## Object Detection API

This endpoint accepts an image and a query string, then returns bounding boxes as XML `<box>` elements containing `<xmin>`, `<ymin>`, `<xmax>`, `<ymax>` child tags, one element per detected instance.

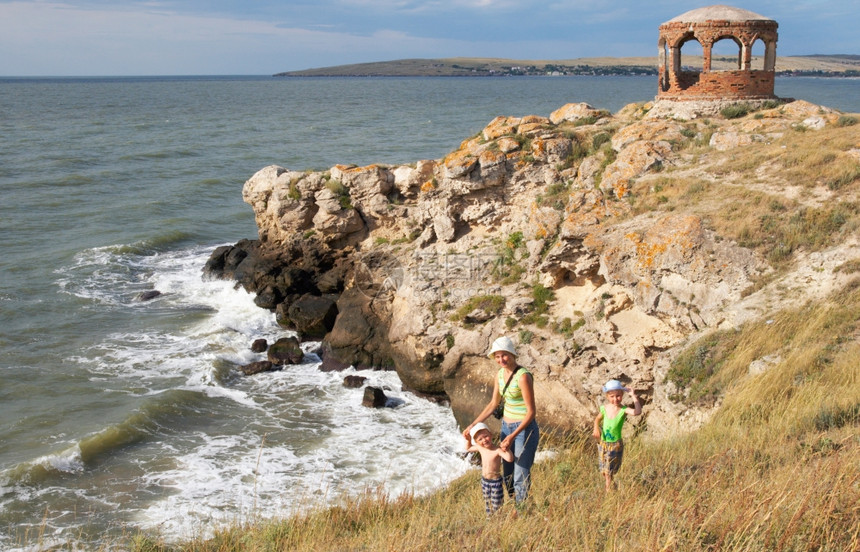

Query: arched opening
<box><xmin>675</xmin><ymin>35</ymin><xmax>703</xmax><ymax>92</ymax></box>
<box><xmin>751</xmin><ymin>38</ymin><xmax>767</xmax><ymax>70</ymax></box>
<box><xmin>678</xmin><ymin>36</ymin><xmax>704</xmax><ymax>72</ymax></box>
<box><xmin>711</xmin><ymin>36</ymin><xmax>743</xmax><ymax>70</ymax></box>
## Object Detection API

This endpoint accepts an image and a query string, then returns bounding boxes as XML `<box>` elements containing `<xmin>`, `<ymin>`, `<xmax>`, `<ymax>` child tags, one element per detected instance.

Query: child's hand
<box><xmin>592</xmin><ymin>428</ymin><xmax>600</xmax><ymax>439</ymax></box>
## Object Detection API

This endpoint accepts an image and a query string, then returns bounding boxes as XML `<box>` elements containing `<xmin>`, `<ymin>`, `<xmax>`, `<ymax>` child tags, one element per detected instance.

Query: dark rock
<box><xmin>136</xmin><ymin>290</ymin><xmax>162</xmax><ymax>301</ymax></box>
<box><xmin>320</xmin><ymin>288</ymin><xmax>395</xmax><ymax>371</ymax></box>
<box><xmin>404</xmin><ymin>387</ymin><xmax>450</xmax><ymax>405</ymax></box>
<box><xmin>254</xmin><ymin>285</ymin><xmax>283</xmax><ymax>310</ymax></box>
<box><xmin>267</xmin><ymin>336</ymin><xmax>304</xmax><ymax>365</ymax></box>
<box><xmin>362</xmin><ymin>386</ymin><xmax>388</xmax><ymax>408</ymax></box>
<box><xmin>319</xmin><ymin>343</ymin><xmax>352</xmax><ymax>372</ymax></box>
<box><xmin>287</xmin><ymin>294</ymin><xmax>339</xmax><ymax>338</ymax></box>
<box><xmin>203</xmin><ymin>239</ymin><xmax>324</xmax><ymax>310</ymax></box>
<box><xmin>202</xmin><ymin>240</ymin><xmax>255</xmax><ymax>280</ymax></box>
<box><xmin>384</xmin><ymin>396</ymin><xmax>405</xmax><ymax>408</ymax></box>
<box><xmin>250</xmin><ymin>338</ymin><xmax>268</xmax><ymax>353</ymax></box>
<box><xmin>239</xmin><ymin>360</ymin><xmax>279</xmax><ymax>375</ymax></box>
<box><xmin>343</xmin><ymin>375</ymin><xmax>367</xmax><ymax>388</ymax></box>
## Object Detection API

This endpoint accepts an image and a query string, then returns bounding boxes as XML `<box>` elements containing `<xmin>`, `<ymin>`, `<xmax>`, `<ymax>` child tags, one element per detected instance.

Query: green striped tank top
<box><xmin>498</xmin><ymin>366</ymin><xmax>531</xmax><ymax>421</ymax></box>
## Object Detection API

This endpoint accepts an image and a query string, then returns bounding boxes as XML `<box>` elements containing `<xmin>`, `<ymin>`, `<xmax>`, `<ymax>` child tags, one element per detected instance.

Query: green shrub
<box><xmin>666</xmin><ymin>329</ymin><xmax>741</xmax><ymax>404</ymax></box>
<box><xmin>721</xmin><ymin>103</ymin><xmax>752</xmax><ymax>119</ymax></box>
<box><xmin>531</xmin><ymin>283</ymin><xmax>555</xmax><ymax>314</ymax></box>
<box><xmin>493</xmin><ymin>232</ymin><xmax>528</xmax><ymax>283</ymax></box>
<box><xmin>450</xmin><ymin>294</ymin><xmax>505</xmax><ymax>322</ymax></box>
<box><xmin>836</xmin><ymin>115</ymin><xmax>857</xmax><ymax>127</ymax></box>
<box><xmin>288</xmin><ymin>178</ymin><xmax>302</xmax><ymax>200</ymax></box>
<box><xmin>591</xmin><ymin>132</ymin><xmax>611</xmax><ymax>151</ymax></box>
<box><xmin>325</xmin><ymin>179</ymin><xmax>352</xmax><ymax>209</ymax></box>
<box><xmin>813</xmin><ymin>403</ymin><xmax>860</xmax><ymax>431</ymax></box>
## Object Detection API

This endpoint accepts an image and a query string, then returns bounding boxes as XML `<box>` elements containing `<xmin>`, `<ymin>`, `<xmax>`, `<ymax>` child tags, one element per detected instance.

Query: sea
<box><xmin>1</xmin><ymin>74</ymin><xmax>858</xmax><ymax>549</ymax></box>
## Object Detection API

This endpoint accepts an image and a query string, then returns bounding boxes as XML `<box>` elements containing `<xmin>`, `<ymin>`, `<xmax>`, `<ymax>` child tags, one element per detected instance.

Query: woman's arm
<box><xmin>499</xmin><ymin>371</ymin><xmax>536</xmax><ymax>451</ymax></box>
<box><xmin>461</xmin><ymin>374</ymin><xmax>502</xmax><ymax>440</ymax></box>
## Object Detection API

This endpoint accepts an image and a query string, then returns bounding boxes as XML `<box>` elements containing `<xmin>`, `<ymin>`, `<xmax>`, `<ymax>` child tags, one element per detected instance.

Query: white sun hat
<box><xmin>469</xmin><ymin>422</ymin><xmax>490</xmax><ymax>445</ymax></box>
<box><xmin>488</xmin><ymin>336</ymin><xmax>517</xmax><ymax>358</ymax></box>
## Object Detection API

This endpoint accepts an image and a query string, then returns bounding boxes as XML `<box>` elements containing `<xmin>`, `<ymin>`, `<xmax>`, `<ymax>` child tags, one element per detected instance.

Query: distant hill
<box><xmin>275</xmin><ymin>55</ymin><xmax>860</xmax><ymax>77</ymax></box>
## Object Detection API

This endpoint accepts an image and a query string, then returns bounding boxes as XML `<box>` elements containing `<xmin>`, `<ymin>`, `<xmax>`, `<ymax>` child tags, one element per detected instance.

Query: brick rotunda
<box><xmin>657</xmin><ymin>5</ymin><xmax>778</xmax><ymax>101</ymax></box>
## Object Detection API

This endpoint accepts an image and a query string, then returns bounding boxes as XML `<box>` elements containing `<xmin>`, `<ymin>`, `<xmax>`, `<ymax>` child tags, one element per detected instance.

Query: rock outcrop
<box><xmin>205</xmin><ymin>99</ymin><xmax>858</xmax><ymax>436</ymax></box>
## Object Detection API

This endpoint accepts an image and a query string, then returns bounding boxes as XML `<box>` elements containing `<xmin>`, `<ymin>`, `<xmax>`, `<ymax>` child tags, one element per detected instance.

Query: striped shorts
<box><xmin>481</xmin><ymin>476</ymin><xmax>505</xmax><ymax>514</ymax></box>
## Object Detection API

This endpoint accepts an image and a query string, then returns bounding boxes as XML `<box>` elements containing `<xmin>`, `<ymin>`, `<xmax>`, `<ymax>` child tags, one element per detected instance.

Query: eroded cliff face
<box><xmin>214</xmin><ymin>98</ymin><xmax>856</xmax><ymax>437</ymax></box>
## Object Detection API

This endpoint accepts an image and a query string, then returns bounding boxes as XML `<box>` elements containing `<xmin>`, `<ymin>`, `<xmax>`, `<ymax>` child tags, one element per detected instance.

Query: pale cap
<box><xmin>469</xmin><ymin>422</ymin><xmax>491</xmax><ymax>445</ymax></box>
<box><xmin>602</xmin><ymin>379</ymin><xmax>626</xmax><ymax>393</ymax></box>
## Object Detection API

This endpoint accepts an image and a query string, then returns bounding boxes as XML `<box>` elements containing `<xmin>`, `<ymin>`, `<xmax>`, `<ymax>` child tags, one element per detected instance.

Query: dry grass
<box><xmin>627</xmin><ymin>120</ymin><xmax>860</xmax><ymax>270</ymax></box>
<box><xmin>118</xmin><ymin>284</ymin><xmax>860</xmax><ymax>552</ymax></box>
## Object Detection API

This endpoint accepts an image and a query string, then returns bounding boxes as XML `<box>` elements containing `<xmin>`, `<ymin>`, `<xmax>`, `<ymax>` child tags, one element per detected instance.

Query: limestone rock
<box><xmin>482</xmin><ymin>116</ymin><xmax>521</xmax><ymax>141</ymax></box>
<box><xmin>709</xmin><ymin>131</ymin><xmax>764</xmax><ymax>151</ymax></box>
<box><xmin>611</xmin><ymin>119</ymin><xmax>684</xmax><ymax>151</ymax></box>
<box><xmin>600</xmin><ymin>140</ymin><xmax>673</xmax><ymax>197</ymax></box>
<box><xmin>549</xmin><ymin>102</ymin><xmax>606</xmax><ymax>125</ymax></box>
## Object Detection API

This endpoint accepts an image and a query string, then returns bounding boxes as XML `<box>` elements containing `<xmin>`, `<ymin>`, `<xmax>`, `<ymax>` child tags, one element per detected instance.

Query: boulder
<box><xmin>287</xmin><ymin>294</ymin><xmax>339</xmax><ymax>339</ymax></box>
<box><xmin>600</xmin><ymin>140</ymin><xmax>674</xmax><ymax>198</ymax></box>
<box><xmin>343</xmin><ymin>375</ymin><xmax>367</xmax><ymax>388</ymax></box>
<box><xmin>482</xmin><ymin>116</ymin><xmax>521</xmax><ymax>141</ymax></box>
<box><xmin>239</xmin><ymin>360</ymin><xmax>279</xmax><ymax>376</ymax></box>
<box><xmin>362</xmin><ymin>386</ymin><xmax>388</xmax><ymax>408</ymax></box>
<box><xmin>136</xmin><ymin>290</ymin><xmax>162</xmax><ymax>301</ymax></box>
<box><xmin>267</xmin><ymin>336</ymin><xmax>304</xmax><ymax>365</ymax></box>
<box><xmin>250</xmin><ymin>338</ymin><xmax>268</xmax><ymax>353</ymax></box>
<box><xmin>549</xmin><ymin>102</ymin><xmax>605</xmax><ymax>125</ymax></box>
<box><xmin>319</xmin><ymin>288</ymin><xmax>394</xmax><ymax>371</ymax></box>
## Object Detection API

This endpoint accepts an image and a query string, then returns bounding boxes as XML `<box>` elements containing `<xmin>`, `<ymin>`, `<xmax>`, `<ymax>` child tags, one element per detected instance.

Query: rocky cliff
<box><xmin>205</xmin><ymin>97</ymin><xmax>860</xmax><ymax>438</ymax></box>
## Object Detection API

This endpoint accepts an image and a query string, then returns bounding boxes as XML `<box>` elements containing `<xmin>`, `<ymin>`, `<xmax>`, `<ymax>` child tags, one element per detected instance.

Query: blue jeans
<box><xmin>500</xmin><ymin>418</ymin><xmax>539</xmax><ymax>504</ymax></box>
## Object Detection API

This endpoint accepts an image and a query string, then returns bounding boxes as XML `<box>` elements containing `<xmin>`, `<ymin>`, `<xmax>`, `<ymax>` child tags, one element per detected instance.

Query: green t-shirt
<box><xmin>600</xmin><ymin>404</ymin><xmax>627</xmax><ymax>442</ymax></box>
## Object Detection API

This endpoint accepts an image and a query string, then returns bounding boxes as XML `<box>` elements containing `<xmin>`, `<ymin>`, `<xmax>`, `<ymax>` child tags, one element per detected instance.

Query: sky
<box><xmin>0</xmin><ymin>1</ymin><xmax>857</xmax><ymax>76</ymax></box>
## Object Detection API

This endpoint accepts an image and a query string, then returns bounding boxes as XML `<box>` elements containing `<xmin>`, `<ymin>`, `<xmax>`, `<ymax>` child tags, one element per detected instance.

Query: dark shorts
<box><xmin>598</xmin><ymin>439</ymin><xmax>624</xmax><ymax>475</ymax></box>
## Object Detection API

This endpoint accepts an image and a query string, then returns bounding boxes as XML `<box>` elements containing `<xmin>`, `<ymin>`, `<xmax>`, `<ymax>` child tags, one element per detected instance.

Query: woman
<box><xmin>462</xmin><ymin>336</ymin><xmax>539</xmax><ymax>506</ymax></box>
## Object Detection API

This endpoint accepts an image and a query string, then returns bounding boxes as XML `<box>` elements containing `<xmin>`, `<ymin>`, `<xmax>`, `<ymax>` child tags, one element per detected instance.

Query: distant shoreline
<box><xmin>275</xmin><ymin>55</ymin><xmax>860</xmax><ymax>78</ymax></box>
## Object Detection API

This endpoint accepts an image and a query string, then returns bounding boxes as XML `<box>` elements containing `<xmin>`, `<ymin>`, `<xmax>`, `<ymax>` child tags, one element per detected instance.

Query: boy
<box><xmin>592</xmin><ymin>379</ymin><xmax>642</xmax><ymax>491</ymax></box>
<box><xmin>466</xmin><ymin>422</ymin><xmax>515</xmax><ymax>514</ymax></box>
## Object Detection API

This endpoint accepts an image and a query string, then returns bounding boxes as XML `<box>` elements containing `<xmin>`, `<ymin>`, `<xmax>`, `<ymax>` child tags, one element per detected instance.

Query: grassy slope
<box><xmin>119</xmin><ymin>111</ymin><xmax>860</xmax><ymax>552</ymax></box>
<box><xmin>275</xmin><ymin>55</ymin><xmax>860</xmax><ymax>76</ymax></box>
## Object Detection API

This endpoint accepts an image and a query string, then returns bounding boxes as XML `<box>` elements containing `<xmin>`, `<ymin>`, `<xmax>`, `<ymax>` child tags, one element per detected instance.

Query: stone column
<box><xmin>764</xmin><ymin>41</ymin><xmax>777</xmax><ymax>71</ymax></box>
